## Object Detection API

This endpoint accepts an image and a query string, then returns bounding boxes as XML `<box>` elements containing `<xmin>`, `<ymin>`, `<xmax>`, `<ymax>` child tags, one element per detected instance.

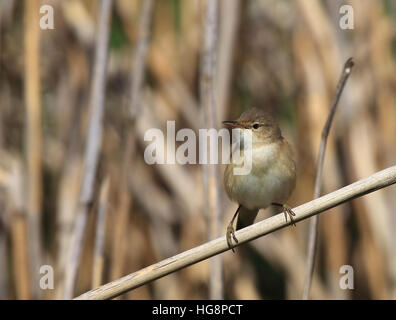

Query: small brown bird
<box><xmin>223</xmin><ymin>107</ymin><xmax>296</xmax><ymax>251</ymax></box>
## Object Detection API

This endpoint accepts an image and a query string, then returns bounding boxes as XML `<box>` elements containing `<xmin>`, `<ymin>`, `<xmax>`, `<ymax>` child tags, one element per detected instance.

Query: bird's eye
<box><xmin>252</xmin><ymin>123</ymin><xmax>260</xmax><ymax>129</ymax></box>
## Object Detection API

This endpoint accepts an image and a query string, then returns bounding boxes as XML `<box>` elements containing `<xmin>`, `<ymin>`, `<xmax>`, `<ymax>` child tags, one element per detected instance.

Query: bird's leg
<box><xmin>272</xmin><ymin>202</ymin><xmax>296</xmax><ymax>227</ymax></box>
<box><xmin>226</xmin><ymin>204</ymin><xmax>241</xmax><ymax>253</ymax></box>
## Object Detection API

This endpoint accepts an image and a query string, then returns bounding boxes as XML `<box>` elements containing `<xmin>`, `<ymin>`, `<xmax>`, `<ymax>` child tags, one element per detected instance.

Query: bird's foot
<box><xmin>226</xmin><ymin>222</ymin><xmax>239</xmax><ymax>253</ymax></box>
<box><xmin>272</xmin><ymin>203</ymin><xmax>296</xmax><ymax>226</ymax></box>
<box><xmin>226</xmin><ymin>205</ymin><xmax>241</xmax><ymax>253</ymax></box>
<box><xmin>283</xmin><ymin>204</ymin><xmax>296</xmax><ymax>226</ymax></box>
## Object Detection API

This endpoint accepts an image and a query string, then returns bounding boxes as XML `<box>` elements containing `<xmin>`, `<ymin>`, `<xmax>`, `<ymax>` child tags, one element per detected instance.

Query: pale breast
<box><xmin>224</xmin><ymin>139</ymin><xmax>296</xmax><ymax>210</ymax></box>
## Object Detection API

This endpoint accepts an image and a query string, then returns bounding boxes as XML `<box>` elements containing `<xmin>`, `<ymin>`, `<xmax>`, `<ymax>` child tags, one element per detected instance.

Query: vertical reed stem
<box><xmin>24</xmin><ymin>0</ymin><xmax>42</xmax><ymax>298</ymax></box>
<box><xmin>64</xmin><ymin>0</ymin><xmax>113</xmax><ymax>299</ymax></box>
<box><xmin>303</xmin><ymin>57</ymin><xmax>354</xmax><ymax>299</ymax></box>
<box><xmin>200</xmin><ymin>0</ymin><xmax>223</xmax><ymax>300</ymax></box>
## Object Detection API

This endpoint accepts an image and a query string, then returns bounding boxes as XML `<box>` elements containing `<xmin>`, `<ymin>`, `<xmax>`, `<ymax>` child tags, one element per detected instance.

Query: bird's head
<box><xmin>223</xmin><ymin>107</ymin><xmax>281</xmax><ymax>144</ymax></box>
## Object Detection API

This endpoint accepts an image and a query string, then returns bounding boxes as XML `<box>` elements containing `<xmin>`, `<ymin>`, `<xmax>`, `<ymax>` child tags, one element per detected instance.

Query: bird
<box><xmin>223</xmin><ymin>107</ymin><xmax>296</xmax><ymax>252</ymax></box>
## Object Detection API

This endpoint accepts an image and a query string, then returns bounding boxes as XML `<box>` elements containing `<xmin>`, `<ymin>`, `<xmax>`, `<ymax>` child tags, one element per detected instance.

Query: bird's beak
<box><xmin>222</xmin><ymin>120</ymin><xmax>244</xmax><ymax>128</ymax></box>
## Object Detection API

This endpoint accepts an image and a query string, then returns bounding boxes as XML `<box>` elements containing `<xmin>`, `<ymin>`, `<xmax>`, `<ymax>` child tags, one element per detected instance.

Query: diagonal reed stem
<box><xmin>75</xmin><ymin>165</ymin><xmax>396</xmax><ymax>300</ymax></box>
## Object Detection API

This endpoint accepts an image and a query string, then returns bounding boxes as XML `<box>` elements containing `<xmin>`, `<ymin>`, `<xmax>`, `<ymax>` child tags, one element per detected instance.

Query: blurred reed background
<box><xmin>1</xmin><ymin>0</ymin><xmax>396</xmax><ymax>300</ymax></box>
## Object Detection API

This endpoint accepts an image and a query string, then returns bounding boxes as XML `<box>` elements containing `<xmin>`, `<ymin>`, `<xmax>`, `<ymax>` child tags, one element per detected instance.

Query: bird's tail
<box><xmin>236</xmin><ymin>206</ymin><xmax>259</xmax><ymax>230</ymax></box>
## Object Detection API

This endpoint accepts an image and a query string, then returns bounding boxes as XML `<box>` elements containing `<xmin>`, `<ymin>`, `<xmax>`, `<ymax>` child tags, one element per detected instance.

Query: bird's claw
<box><xmin>226</xmin><ymin>223</ymin><xmax>238</xmax><ymax>253</ymax></box>
<box><xmin>282</xmin><ymin>204</ymin><xmax>296</xmax><ymax>227</ymax></box>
